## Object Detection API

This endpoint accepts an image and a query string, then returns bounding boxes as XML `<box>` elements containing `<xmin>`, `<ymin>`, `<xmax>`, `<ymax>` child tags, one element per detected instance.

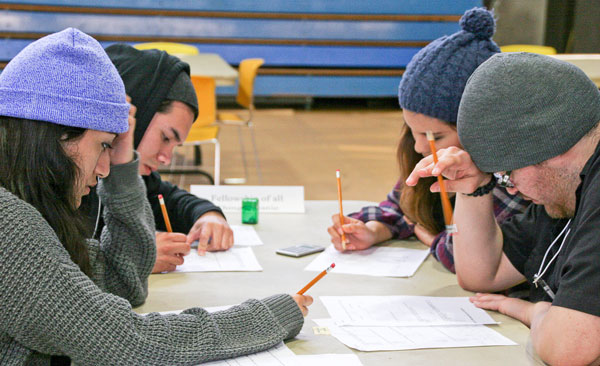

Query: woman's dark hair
<box><xmin>397</xmin><ymin>123</ymin><xmax>444</xmax><ymax>235</ymax></box>
<box><xmin>0</xmin><ymin>116</ymin><xmax>92</xmax><ymax>276</ymax></box>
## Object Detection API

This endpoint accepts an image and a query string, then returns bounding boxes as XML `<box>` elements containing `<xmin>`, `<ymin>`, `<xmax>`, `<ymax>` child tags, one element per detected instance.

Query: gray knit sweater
<box><xmin>0</xmin><ymin>157</ymin><xmax>304</xmax><ymax>365</ymax></box>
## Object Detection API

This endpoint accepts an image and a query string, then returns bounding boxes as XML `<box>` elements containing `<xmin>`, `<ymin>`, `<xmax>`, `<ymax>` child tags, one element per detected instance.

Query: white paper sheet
<box><xmin>198</xmin><ymin>343</ymin><xmax>364</xmax><ymax>366</ymax></box>
<box><xmin>313</xmin><ymin>319</ymin><xmax>516</xmax><ymax>351</ymax></box>
<box><xmin>320</xmin><ymin>296</ymin><xmax>498</xmax><ymax>327</ymax></box>
<box><xmin>231</xmin><ymin>225</ymin><xmax>264</xmax><ymax>246</ymax></box>
<box><xmin>200</xmin><ymin>342</ymin><xmax>296</xmax><ymax>366</ymax></box>
<box><xmin>305</xmin><ymin>245</ymin><xmax>428</xmax><ymax>277</ymax></box>
<box><xmin>292</xmin><ymin>354</ymin><xmax>363</xmax><ymax>366</ymax></box>
<box><xmin>175</xmin><ymin>247</ymin><xmax>262</xmax><ymax>273</ymax></box>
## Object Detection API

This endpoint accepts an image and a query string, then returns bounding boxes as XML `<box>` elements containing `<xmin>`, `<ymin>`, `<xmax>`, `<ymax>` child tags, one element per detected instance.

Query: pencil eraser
<box><xmin>331</xmin><ymin>263</ymin><xmax>336</xmax><ymax>268</ymax></box>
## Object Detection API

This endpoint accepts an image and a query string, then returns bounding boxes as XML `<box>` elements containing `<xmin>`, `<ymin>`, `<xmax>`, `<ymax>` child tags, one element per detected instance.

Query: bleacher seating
<box><xmin>0</xmin><ymin>0</ymin><xmax>481</xmax><ymax>98</ymax></box>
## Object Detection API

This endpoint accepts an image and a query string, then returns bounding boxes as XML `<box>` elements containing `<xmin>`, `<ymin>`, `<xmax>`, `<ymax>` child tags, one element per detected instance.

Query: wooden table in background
<box><xmin>178</xmin><ymin>53</ymin><xmax>239</xmax><ymax>86</ymax></box>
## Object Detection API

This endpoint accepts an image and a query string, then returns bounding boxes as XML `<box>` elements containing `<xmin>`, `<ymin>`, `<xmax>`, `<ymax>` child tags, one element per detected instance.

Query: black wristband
<box><xmin>464</xmin><ymin>175</ymin><xmax>496</xmax><ymax>197</ymax></box>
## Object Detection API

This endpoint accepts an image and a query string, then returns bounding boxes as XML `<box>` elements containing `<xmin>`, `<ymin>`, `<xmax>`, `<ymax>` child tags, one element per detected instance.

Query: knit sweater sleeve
<box><xmin>86</xmin><ymin>155</ymin><xmax>156</xmax><ymax>306</ymax></box>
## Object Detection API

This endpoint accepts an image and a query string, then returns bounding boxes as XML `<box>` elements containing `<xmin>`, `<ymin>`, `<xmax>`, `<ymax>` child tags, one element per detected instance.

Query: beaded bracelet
<box><xmin>464</xmin><ymin>175</ymin><xmax>496</xmax><ymax>197</ymax></box>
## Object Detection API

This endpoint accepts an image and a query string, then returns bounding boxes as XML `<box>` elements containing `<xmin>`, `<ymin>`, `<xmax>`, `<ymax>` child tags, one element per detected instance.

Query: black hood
<box><xmin>105</xmin><ymin>44</ymin><xmax>191</xmax><ymax>148</ymax></box>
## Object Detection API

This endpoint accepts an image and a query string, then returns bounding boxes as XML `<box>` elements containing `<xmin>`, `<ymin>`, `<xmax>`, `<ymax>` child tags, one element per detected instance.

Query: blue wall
<box><xmin>0</xmin><ymin>1</ymin><xmax>482</xmax><ymax>97</ymax></box>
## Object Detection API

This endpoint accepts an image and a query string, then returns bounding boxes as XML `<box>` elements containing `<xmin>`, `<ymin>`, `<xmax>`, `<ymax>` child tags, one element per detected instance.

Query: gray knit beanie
<box><xmin>458</xmin><ymin>52</ymin><xmax>600</xmax><ymax>172</ymax></box>
<box><xmin>0</xmin><ymin>28</ymin><xmax>129</xmax><ymax>133</ymax></box>
<box><xmin>398</xmin><ymin>7</ymin><xmax>500</xmax><ymax>124</ymax></box>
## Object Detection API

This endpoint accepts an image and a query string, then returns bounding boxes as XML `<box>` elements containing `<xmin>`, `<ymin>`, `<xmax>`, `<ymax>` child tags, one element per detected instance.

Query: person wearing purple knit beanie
<box><xmin>327</xmin><ymin>7</ymin><xmax>530</xmax><ymax>273</ymax></box>
<box><xmin>0</xmin><ymin>28</ymin><xmax>312</xmax><ymax>365</ymax></box>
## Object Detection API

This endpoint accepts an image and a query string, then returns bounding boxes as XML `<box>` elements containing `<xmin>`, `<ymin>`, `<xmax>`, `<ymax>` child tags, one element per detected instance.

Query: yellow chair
<box><xmin>500</xmin><ymin>44</ymin><xmax>557</xmax><ymax>55</ymax></box>
<box><xmin>166</xmin><ymin>76</ymin><xmax>221</xmax><ymax>185</ymax></box>
<box><xmin>217</xmin><ymin>58</ymin><xmax>265</xmax><ymax>184</ymax></box>
<box><xmin>133</xmin><ymin>42</ymin><xmax>199</xmax><ymax>56</ymax></box>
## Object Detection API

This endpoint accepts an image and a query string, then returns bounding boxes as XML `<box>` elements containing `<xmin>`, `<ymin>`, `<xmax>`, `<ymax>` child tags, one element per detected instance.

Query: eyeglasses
<box><xmin>493</xmin><ymin>171</ymin><xmax>515</xmax><ymax>188</ymax></box>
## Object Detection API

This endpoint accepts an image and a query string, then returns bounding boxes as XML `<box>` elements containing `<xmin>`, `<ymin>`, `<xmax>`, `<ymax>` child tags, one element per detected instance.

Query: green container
<box><xmin>242</xmin><ymin>198</ymin><xmax>259</xmax><ymax>224</ymax></box>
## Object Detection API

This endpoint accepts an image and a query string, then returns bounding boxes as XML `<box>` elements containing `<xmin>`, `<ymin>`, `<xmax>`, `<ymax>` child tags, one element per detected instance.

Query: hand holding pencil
<box><xmin>291</xmin><ymin>262</ymin><xmax>335</xmax><ymax>317</ymax></box>
<box><xmin>291</xmin><ymin>294</ymin><xmax>314</xmax><ymax>317</ymax></box>
<box><xmin>153</xmin><ymin>194</ymin><xmax>191</xmax><ymax>273</ymax></box>
<box><xmin>328</xmin><ymin>170</ymin><xmax>385</xmax><ymax>251</ymax></box>
<box><xmin>328</xmin><ymin>215</ymin><xmax>380</xmax><ymax>251</ymax></box>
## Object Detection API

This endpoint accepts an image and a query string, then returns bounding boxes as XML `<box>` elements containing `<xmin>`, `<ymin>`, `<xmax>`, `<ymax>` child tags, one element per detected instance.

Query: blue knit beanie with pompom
<box><xmin>398</xmin><ymin>7</ymin><xmax>500</xmax><ymax>124</ymax></box>
<box><xmin>0</xmin><ymin>28</ymin><xmax>129</xmax><ymax>133</ymax></box>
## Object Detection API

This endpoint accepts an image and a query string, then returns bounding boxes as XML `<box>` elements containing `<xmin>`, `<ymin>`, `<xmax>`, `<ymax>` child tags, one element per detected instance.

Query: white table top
<box><xmin>135</xmin><ymin>200</ymin><xmax>543</xmax><ymax>366</ymax></box>
<box><xmin>177</xmin><ymin>53</ymin><xmax>239</xmax><ymax>86</ymax></box>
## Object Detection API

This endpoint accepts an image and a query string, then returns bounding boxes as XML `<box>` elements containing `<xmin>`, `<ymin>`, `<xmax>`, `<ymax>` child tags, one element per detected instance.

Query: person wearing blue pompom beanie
<box><xmin>0</xmin><ymin>28</ymin><xmax>311</xmax><ymax>365</ymax></box>
<box><xmin>405</xmin><ymin>35</ymin><xmax>600</xmax><ymax>366</ymax></box>
<box><xmin>327</xmin><ymin>7</ymin><xmax>530</xmax><ymax>273</ymax></box>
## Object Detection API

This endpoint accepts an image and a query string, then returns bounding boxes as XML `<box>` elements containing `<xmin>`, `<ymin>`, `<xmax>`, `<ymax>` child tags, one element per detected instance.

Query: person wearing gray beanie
<box><xmin>328</xmin><ymin>7</ymin><xmax>529</xmax><ymax>274</ymax></box>
<box><xmin>405</xmin><ymin>52</ymin><xmax>600</xmax><ymax>364</ymax></box>
<box><xmin>0</xmin><ymin>28</ymin><xmax>311</xmax><ymax>365</ymax></box>
<box><xmin>81</xmin><ymin>44</ymin><xmax>234</xmax><ymax>274</ymax></box>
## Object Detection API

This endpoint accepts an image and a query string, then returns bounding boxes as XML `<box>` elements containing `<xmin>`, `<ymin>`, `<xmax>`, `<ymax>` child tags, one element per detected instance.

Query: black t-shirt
<box><xmin>501</xmin><ymin>142</ymin><xmax>600</xmax><ymax>316</ymax></box>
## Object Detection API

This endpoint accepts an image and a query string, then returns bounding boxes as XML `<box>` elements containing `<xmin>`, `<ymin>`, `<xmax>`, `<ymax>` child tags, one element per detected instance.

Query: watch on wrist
<box><xmin>464</xmin><ymin>175</ymin><xmax>496</xmax><ymax>197</ymax></box>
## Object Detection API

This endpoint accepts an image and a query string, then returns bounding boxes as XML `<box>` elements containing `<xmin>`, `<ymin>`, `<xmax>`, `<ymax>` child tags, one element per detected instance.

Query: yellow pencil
<box><xmin>158</xmin><ymin>194</ymin><xmax>173</xmax><ymax>233</ymax></box>
<box><xmin>336</xmin><ymin>169</ymin><xmax>347</xmax><ymax>250</ymax></box>
<box><xmin>426</xmin><ymin>131</ymin><xmax>454</xmax><ymax>233</ymax></box>
<box><xmin>297</xmin><ymin>263</ymin><xmax>335</xmax><ymax>295</ymax></box>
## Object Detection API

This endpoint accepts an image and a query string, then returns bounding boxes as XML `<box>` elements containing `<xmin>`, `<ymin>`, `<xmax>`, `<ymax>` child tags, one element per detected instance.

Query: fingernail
<box><xmin>432</xmin><ymin>168</ymin><xmax>439</xmax><ymax>175</ymax></box>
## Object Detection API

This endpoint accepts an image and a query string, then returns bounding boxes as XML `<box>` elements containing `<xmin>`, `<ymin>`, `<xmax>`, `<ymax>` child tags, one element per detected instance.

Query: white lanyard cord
<box><xmin>533</xmin><ymin>219</ymin><xmax>572</xmax><ymax>285</ymax></box>
<box><xmin>93</xmin><ymin>194</ymin><xmax>102</xmax><ymax>239</ymax></box>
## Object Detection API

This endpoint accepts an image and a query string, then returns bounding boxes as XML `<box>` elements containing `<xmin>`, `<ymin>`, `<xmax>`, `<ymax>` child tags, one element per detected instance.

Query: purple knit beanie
<box><xmin>398</xmin><ymin>7</ymin><xmax>500</xmax><ymax>124</ymax></box>
<box><xmin>0</xmin><ymin>28</ymin><xmax>129</xmax><ymax>133</ymax></box>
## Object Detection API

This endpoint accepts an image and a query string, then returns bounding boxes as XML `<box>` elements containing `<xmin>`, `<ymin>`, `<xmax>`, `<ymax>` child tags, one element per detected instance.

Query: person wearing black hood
<box><xmin>83</xmin><ymin>44</ymin><xmax>233</xmax><ymax>273</ymax></box>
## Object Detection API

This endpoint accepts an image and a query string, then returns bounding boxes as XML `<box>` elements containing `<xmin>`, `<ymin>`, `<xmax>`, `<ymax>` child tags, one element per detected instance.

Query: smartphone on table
<box><xmin>276</xmin><ymin>245</ymin><xmax>325</xmax><ymax>257</ymax></box>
